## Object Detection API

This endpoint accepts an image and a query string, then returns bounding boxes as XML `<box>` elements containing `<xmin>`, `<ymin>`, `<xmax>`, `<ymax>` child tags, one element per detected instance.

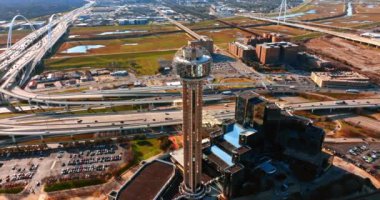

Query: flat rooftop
<box><xmin>206</xmin><ymin>150</ymin><xmax>231</xmax><ymax>170</ymax></box>
<box><xmin>259</xmin><ymin>41</ymin><xmax>298</xmax><ymax>48</ymax></box>
<box><xmin>210</xmin><ymin>145</ymin><xmax>234</xmax><ymax>167</ymax></box>
<box><xmin>117</xmin><ymin>160</ymin><xmax>176</xmax><ymax>200</ymax></box>
<box><xmin>312</xmin><ymin>71</ymin><xmax>369</xmax><ymax>82</ymax></box>
<box><xmin>223</xmin><ymin>124</ymin><xmax>257</xmax><ymax>148</ymax></box>
<box><xmin>234</xmin><ymin>42</ymin><xmax>254</xmax><ymax>50</ymax></box>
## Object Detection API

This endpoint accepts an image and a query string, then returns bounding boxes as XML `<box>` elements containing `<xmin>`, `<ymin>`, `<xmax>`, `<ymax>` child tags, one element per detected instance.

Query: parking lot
<box><xmin>0</xmin><ymin>150</ymin><xmax>55</xmax><ymax>192</ymax></box>
<box><xmin>324</xmin><ymin>142</ymin><xmax>380</xmax><ymax>177</ymax></box>
<box><xmin>56</xmin><ymin>144</ymin><xmax>123</xmax><ymax>177</ymax></box>
<box><xmin>0</xmin><ymin>143</ymin><xmax>126</xmax><ymax>193</ymax></box>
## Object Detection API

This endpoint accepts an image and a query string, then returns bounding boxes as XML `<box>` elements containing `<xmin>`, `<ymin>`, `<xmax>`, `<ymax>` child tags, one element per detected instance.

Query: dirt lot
<box><xmin>305</xmin><ymin>36</ymin><xmax>380</xmax><ymax>73</ymax></box>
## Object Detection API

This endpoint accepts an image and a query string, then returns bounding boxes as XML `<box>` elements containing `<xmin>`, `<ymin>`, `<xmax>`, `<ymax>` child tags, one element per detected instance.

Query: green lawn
<box><xmin>185</xmin><ymin>19</ymin><xmax>221</xmax><ymax>29</ymax></box>
<box><xmin>198</xmin><ymin>28</ymin><xmax>250</xmax><ymax>49</ymax></box>
<box><xmin>58</xmin><ymin>33</ymin><xmax>188</xmax><ymax>54</ymax></box>
<box><xmin>70</xmin><ymin>24</ymin><xmax>177</xmax><ymax>36</ymax></box>
<box><xmin>44</xmin><ymin>179</ymin><xmax>106</xmax><ymax>192</ymax></box>
<box><xmin>131</xmin><ymin>138</ymin><xmax>163</xmax><ymax>161</ymax></box>
<box><xmin>220</xmin><ymin>16</ymin><xmax>262</xmax><ymax>26</ymax></box>
<box><xmin>44</xmin><ymin>50</ymin><xmax>176</xmax><ymax>75</ymax></box>
<box><xmin>115</xmin><ymin>138</ymin><xmax>164</xmax><ymax>176</ymax></box>
<box><xmin>0</xmin><ymin>187</ymin><xmax>24</xmax><ymax>194</ymax></box>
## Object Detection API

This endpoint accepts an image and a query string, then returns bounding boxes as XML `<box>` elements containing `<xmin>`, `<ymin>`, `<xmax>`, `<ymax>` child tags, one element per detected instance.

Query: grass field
<box><xmin>0</xmin><ymin>30</ymin><xmax>30</xmax><ymax>46</ymax></box>
<box><xmin>266</xmin><ymin>0</ymin><xmax>345</xmax><ymax>21</ymax></box>
<box><xmin>294</xmin><ymin>110</ymin><xmax>338</xmax><ymax>133</ymax></box>
<box><xmin>0</xmin><ymin>187</ymin><xmax>24</xmax><ymax>194</ymax></box>
<box><xmin>185</xmin><ymin>19</ymin><xmax>222</xmax><ymax>29</ymax></box>
<box><xmin>56</xmin><ymin>33</ymin><xmax>188</xmax><ymax>56</ymax></box>
<box><xmin>198</xmin><ymin>28</ymin><xmax>251</xmax><ymax>49</ymax></box>
<box><xmin>296</xmin><ymin>1</ymin><xmax>345</xmax><ymax>21</ymax></box>
<box><xmin>318</xmin><ymin>2</ymin><xmax>380</xmax><ymax>28</ymax></box>
<box><xmin>292</xmin><ymin>32</ymin><xmax>324</xmax><ymax>42</ymax></box>
<box><xmin>69</xmin><ymin>24</ymin><xmax>177</xmax><ymax>39</ymax></box>
<box><xmin>45</xmin><ymin>50</ymin><xmax>176</xmax><ymax>75</ymax></box>
<box><xmin>249</xmin><ymin>25</ymin><xmax>311</xmax><ymax>37</ymax></box>
<box><xmin>131</xmin><ymin>138</ymin><xmax>163</xmax><ymax>161</ymax></box>
<box><xmin>354</xmin><ymin>3</ymin><xmax>380</xmax><ymax>14</ymax></box>
<box><xmin>221</xmin><ymin>16</ymin><xmax>263</xmax><ymax>26</ymax></box>
<box><xmin>115</xmin><ymin>138</ymin><xmax>164</xmax><ymax>176</ymax></box>
<box><xmin>44</xmin><ymin>179</ymin><xmax>106</xmax><ymax>192</ymax></box>
<box><xmin>335</xmin><ymin>121</ymin><xmax>378</xmax><ymax>138</ymax></box>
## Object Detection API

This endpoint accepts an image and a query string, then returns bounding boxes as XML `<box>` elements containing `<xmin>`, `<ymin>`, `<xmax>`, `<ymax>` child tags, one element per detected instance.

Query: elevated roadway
<box><xmin>157</xmin><ymin>9</ymin><xmax>203</xmax><ymax>40</ymax></box>
<box><xmin>5</xmin><ymin>81</ymin><xmax>379</xmax><ymax>107</ymax></box>
<box><xmin>0</xmin><ymin>3</ymin><xmax>93</xmax><ymax>92</ymax></box>
<box><xmin>241</xmin><ymin>14</ymin><xmax>380</xmax><ymax>48</ymax></box>
<box><xmin>0</xmin><ymin>108</ymin><xmax>234</xmax><ymax>136</ymax></box>
<box><xmin>280</xmin><ymin>98</ymin><xmax>380</xmax><ymax>111</ymax></box>
<box><xmin>0</xmin><ymin>2</ymin><xmax>93</xmax><ymax>71</ymax></box>
<box><xmin>0</xmin><ymin>87</ymin><xmax>226</xmax><ymax>106</ymax></box>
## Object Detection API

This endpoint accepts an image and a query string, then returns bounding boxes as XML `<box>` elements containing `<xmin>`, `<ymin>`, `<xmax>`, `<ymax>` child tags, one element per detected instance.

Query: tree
<box><xmin>159</xmin><ymin>136</ymin><xmax>173</xmax><ymax>151</ymax></box>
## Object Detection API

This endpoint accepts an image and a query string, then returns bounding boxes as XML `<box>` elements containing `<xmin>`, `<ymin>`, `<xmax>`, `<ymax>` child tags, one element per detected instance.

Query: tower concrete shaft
<box><xmin>174</xmin><ymin>44</ymin><xmax>212</xmax><ymax>199</ymax></box>
<box><xmin>182</xmin><ymin>79</ymin><xmax>203</xmax><ymax>193</ymax></box>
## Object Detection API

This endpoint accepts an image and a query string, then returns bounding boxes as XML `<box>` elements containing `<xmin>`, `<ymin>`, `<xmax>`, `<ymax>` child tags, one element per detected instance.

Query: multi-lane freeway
<box><xmin>1</xmin><ymin>3</ymin><xmax>93</xmax><ymax>89</ymax></box>
<box><xmin>280</xmin><ymin>98</ymin><xmax>380</xmax><ymax>111</ymax></box>
<box><xmin>0</xmin><ymin>2</ymin><xmax>93</xmax><ymax>72</ymax></box>
<box><xmin>0</xmin><ymin>1</ymin><xmax>379</xmax><ymax>140</ymax></box>
<box><xmin>241</xmin><ymin>14</ymin><xmax>380</xmax><ymax>48</ymax></box>
<box><xmin>2</xmin><ymin>95</ymin><xmax>380</xmax><ymax>137</ymax></box>
<box><xmin>0</xmin><ymin>107</ymin><xmax>234</xmax><ymax>136</ymax></box>
<box><xmin>0</xmin><ymin>2</ymin><xmax>94</xmax><ymax>107</ymax></box>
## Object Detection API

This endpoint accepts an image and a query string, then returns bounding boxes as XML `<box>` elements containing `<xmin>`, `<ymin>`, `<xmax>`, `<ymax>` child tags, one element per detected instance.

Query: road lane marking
<box><xmin>50</xmin><ymin>160</ymin><xmax>56</xmax><ymax>170</ymax></box>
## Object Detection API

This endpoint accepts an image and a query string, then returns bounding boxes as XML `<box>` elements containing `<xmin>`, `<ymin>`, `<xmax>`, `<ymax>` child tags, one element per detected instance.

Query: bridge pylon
<box><xmin>0</xmin><ymin>93</ymin><xmax>18</xmax><ymax>112</ymax></box>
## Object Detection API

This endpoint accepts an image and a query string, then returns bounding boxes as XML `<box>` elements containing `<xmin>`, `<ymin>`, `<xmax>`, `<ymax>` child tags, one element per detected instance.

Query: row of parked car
<box><xmin>348</xmin><ymin>144</ymin><xmax>369</xmax><ymax>156</ymax></box>
<box><xmin>2</xmin><ymin>172</ymin><xmax>35</xmax><ymax>183</ymax></box>
<box><xmin>67</xmin><ymin>154</ymin><xmax>122</xmax><ymax>166</ymax></box>
<box><xmin>61</xmin><ymin>164</ymin><xmax>109</xmax><ymax>175</ymax></box>
<box><xmin>326</xmin><ymin>144</ymin><xmax>380</xmax><ymax>176</ymax></box>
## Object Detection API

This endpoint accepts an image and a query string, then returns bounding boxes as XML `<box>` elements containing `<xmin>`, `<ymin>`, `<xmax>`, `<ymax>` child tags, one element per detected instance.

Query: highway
<box><xmin>0</xmin><ymin>2</ymin><xmax>93</xmax><ymax>71</ymax></box>
<box><xmin>1</xmin><ymin>87</ymin><xmax>227</xmax><ymax>106</ymax></box>
<box><xmin>3</xmin><ymin>80</ymin><xmax>379</xmax><ymax>107</ymax></box>
<box><xmin>0</xmin><ymin>1</ymin><xmax>379</xmax><ymax>139</ymax></box>
<box><xmin>0</xmin><ymin>107</ymin><xmax>234</xmax><ymax>136</ymax></box>
<box><xmin>4</xmin><ymin>2</ymin><xmax>373</xmax><ymax>108</ymax></box>
<box><xmin>241</xmin><ymin>14</ymin><xmax>380</xmax><ymax>48</ymax></box>
<box><xmin>279</xmin><ymin>98</ymin><xmax>380</xmax><ymax>111</ymax></box>
<box><xmin>1</xmin><ymin>96</ymin><xmax>380</xmax><ymax>136</ymax></box>
<box><xmin>156</xmin><ymin>8</ymin><xmax>203</xmax><ymax>40</ymax></box>
<box><xmin>0</xmin><ymin>2</ymin><xmax>94</xmax><ymax>107</ymax></box>
<box><xmin>1</xmin><ymin>3</ymin><xmax>93</xmax><ymax>89</ymax></box>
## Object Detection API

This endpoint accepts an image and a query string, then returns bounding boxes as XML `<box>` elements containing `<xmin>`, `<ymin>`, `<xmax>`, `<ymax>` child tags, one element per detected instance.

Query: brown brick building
<box><xmin>228</xmin><ymin>42</ymin><xmax>256</xmax><ymax>62</ymax></box>
<box><xmin>256</xmin><ymin>42</ymin><xmax>299</xmax><ymax>65</ymax></box>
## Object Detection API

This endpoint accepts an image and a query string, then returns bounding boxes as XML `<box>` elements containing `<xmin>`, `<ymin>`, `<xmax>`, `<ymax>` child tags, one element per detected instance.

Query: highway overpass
<box><xmin>280</xmin><ymin>98</ymin><xmax>380</xmax><ymax>111</ymax></box>
<box><xmin>241</xmin><ymin>14</ymin><xmax>380</xmax><ymax>48</ymax></box>
<box><xmin>0</xmin><ymin>109</ymin><xmax>234</xmax><ymax>136</ymax></box>
<box><xmin>0</xmin><ymin>2</ymin><xmax>93</xmax><ymax>71</ymax></box>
